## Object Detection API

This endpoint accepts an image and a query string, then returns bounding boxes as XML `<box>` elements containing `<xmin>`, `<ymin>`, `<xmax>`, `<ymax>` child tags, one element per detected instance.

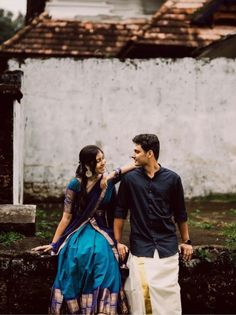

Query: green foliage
<box><xmin>189</xmin><ymin>209</ymin><xmax>201</xmax><ymax>217</ymax></box>
<box><xmin>189</xmin><ymin>205</ymin><xmax>236</xmax><ymax>249</ymax></box>
<box><xmin>0</xmin><ymin>9</ymin><xmax>24</xmax><ymax>44</ymax></box>
<box><xmin>200</xmin><ymin>221</ymin><xmax>214</xmax><ymax>230</ymax></box>
<box><xmin>191</xmin><ymin>193</ymin><xmax>236</xmax><ymax>203</ymax></box>
<box><xmin>0</xmin><ymin>231</ymin><xmax>24</xmax><ymax>246</ymax></box>
<box><xmin>221</xmin><ymin>223</ymin><xmax>236</xmax><ymax>245</ymax></box>
<box><xmin>36</xmin><ymin>208</ymin><xmax>62</xmax><ymax>240</ymax></box>
<box><xmin>196</xmin><ymin>247</ymin><xmax>212</xmax><ymax>261</ymax></box>
<box><xmin>189</xmin><ymin>219</ymin><xmax>214</xmax><ymax>230</ymax></box>
<box><xmin>229</xmin><ymin>208</ymin><xmax>236</xmax><ymax>215</ymax></box>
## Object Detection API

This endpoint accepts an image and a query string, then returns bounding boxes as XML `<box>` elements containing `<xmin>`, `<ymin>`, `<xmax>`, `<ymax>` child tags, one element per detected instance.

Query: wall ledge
<box><xmin>0</xmin><ymin>245</ymin><xmax>235</xmax><ymax>314</ymax></box>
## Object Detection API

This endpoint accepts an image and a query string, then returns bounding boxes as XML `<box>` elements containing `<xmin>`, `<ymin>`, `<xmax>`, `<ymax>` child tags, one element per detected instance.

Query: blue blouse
<box><xmin>64</xmin><ymin>177</ymin><xmax>119</xmax><ymax>230</ymax></box>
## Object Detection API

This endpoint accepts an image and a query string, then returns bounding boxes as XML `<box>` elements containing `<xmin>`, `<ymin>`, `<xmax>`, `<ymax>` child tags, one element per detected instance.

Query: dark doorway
<box><xmin>0</xmin><ymin>94</ymin><xmax>13</xmax><ymax>203</ymax></box>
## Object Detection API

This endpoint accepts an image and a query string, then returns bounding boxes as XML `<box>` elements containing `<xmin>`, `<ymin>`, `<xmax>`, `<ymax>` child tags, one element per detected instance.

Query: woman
<box><xmin>32</xmin><ymin>145</ymin><xmax>133</xmax><ymax>315</ymax></box>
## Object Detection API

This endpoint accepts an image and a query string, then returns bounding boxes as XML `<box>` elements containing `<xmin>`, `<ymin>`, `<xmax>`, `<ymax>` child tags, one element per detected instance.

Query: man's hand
<box><xmin>117</xmin><ymin>242</ymin><xmax>129</xmax><ymax>261</ymax></box>
<box><xmin>179</xmin><ymin>243</ymin><xmax>193</xmax><ymax>261</ymax></box>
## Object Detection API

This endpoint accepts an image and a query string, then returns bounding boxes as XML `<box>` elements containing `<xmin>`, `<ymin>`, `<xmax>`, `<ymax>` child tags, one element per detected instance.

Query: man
<box><xmin>114</xmin><ymin>134</ymin><xmax>193</xmax><ymax>315</ymax></box>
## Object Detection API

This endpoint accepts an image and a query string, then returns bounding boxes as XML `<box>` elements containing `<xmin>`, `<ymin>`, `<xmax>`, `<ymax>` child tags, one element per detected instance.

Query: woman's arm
<box><xmin>32</xmin><ymin>182</ymin><xmax>78</xmax><ymax>252</ymax></box>
<box><xmin>51</xmin><ymin>212</ymin><xmax>72</xmax><ymax>243</ymax></box>
<box><xmin>101</xmin><ymin>162</ymin><xmax>136</xmax><ymax>188</ymax></box>
<box><xmin>108</xmin><ymin>163</ymin><xmax>136</xmax><ymax>180</ymax></box>
<box><xmin>32</xmin><ymin>212</ymin><xmax>72</xmax><ymax>252</ymax></box>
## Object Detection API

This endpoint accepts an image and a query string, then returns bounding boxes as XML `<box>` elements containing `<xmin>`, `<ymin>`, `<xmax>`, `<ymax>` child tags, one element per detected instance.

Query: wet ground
<box><xmin>1</xmin><ymin>201</ymin><xmax>236</xmax><ymax>251</ymax></box>
<box><xmin>118</xmin><ymin>200</ymin><xmax>236</xmax><ymax>248</ymax></box>
<box><xmin>185</xmin><ymin>200</ymin><xmax>236</xmax><ymax>247</ymax></box>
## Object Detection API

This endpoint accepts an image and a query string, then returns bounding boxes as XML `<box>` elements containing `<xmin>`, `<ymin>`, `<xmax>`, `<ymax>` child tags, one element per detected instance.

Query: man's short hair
<box><xmin>132</xmin><ymin>134</ymin><xmax>160</xmax><ymax>160</ymax></box>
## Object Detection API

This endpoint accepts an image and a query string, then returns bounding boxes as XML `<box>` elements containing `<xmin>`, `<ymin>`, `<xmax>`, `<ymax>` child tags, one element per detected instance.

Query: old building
<box><xmin>0</xmin><ymin>0</ymin><xmax>236</xmax><ymax>201</ymax></box>
<box><xmin>1</xmin><ymin>0</ymin><xmax>236</xmax><ymax>59</ymax></box>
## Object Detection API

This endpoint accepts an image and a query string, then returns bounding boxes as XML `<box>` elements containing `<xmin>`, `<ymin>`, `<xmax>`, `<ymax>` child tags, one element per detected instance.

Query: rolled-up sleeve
<box><xmin>172</xmin><ymin>176</ymin><xmax>188</xmax><ymax>222</ymax></box>
<box><xmin>114</xmin><ymin>176</ymin><xmax>129</xmax><ymax>219</ymax></box>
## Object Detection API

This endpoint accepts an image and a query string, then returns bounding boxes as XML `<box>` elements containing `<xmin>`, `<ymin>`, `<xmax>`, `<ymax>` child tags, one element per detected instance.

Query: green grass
<box><xmin>35</xmin><ymin>208</ymin><xmax>62</xmax><ymax>240</ymax></box>
<box><xmin>0</xmin><ymin>231</ymin><xmax>25</xmax><ymax>246</ymax></box>
<box><xmin>189</xmin><ymin>218</ymin><xmax>215</xmax><ymax>230</ymax></box>
<box><xmin>229</xmin><ymin>208</ymin><xmax>236</xmax><ymax>215</ymax></box>
<box><xmin>188</xmin><ymin>207</ymin><xmax>236</xmax><ymax>249</ymax></box>
<box><xmin>196</xmin><ymin>247</ymin><xmax>214</xmax><ymax>261</ymax></box>
<box><xmin>0</xmin><ymin>208</ymin><xmax>62</xmax><ymax>247</ymax></box>
<box><xmin>189</xmin><ymin>209</ymin><xmax>215</xmax><ymax>230</ymax></box>
<box><xmin>190</xmin><ymin>209</ymin><xmax>201</xmax><ymax>215</ymax></box>
<box><xmin>190</xmin><ymin>193</ymin><xmax>236</xmax><ymax>203</ymax></box>
<box><xmin>220</xmin><ymin>223</ymin><xmax>236</xmax><ymax>245</ymax></box>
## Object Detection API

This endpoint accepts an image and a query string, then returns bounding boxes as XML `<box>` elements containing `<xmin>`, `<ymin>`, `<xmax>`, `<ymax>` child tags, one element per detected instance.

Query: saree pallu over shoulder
<box><xmin>52</xmin><ymin>177</ymin><xmax>106</xmax><ymax>254</ymax></box>
<box><xmin>50</xmin><ymin>176</ymin><xmax>129</xmax><ymax>314</ymax></box>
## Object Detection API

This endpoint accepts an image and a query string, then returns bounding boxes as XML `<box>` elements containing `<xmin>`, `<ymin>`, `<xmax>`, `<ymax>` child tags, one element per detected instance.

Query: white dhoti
<box><xmin>125</xmin><ymin>250</ymin><xmax>181</xmax><ymax>315</ymax></box>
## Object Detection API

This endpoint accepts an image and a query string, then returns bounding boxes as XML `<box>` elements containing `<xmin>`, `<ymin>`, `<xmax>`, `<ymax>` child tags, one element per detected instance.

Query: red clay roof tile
<box><xmin>0</xmin><ymin>1</ymin><xmax>236</xmax><ymax>58</ymax></box>
<box><xmin>120</xmin><ymin>0</ymin><xmax>236</xmax><ymax>57</ymax></box>
<box><xmin>0</xmin><ymin>13</ymin><xmax>146</xmax><ymax>58</ymax></box>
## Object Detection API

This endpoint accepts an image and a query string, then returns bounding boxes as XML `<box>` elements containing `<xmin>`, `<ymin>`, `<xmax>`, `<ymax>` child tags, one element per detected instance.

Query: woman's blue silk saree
<box><xmin>50</xmin><ymin>176</ymin><xmax>129</xmax><ymax>315</ymax></box>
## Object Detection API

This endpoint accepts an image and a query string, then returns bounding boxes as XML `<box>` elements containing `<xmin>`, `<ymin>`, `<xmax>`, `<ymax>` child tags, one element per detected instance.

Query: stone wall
<box><xmin>8</xmin><ymin>58</ymin><xmax>236</xmax><ymax>200</ymax></box>
<box><xmin>0</xmin><ymin>246</ymin><xmax>235</xmax><ymax>314</ymax></box>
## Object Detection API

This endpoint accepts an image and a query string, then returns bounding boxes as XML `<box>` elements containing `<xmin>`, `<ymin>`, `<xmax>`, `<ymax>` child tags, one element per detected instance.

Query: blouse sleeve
<box><xmin>63</xmin><ymin>178</ymin><xmax>81</xmax><ymax>214</ymax></box>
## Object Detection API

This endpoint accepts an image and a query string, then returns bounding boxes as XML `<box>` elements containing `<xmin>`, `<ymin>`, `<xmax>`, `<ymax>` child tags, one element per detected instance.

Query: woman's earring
<box><xmin>85</xmin><ymin>167</ymin><xmax>92</xmax><ymax>178</ymax></box>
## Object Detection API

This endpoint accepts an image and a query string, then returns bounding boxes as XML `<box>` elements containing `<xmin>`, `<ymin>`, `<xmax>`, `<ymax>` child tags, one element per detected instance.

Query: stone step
<box><xmin>0</xmin><ymin>204</ymin><xmax>36</xmax><ymax>236</ymax></box>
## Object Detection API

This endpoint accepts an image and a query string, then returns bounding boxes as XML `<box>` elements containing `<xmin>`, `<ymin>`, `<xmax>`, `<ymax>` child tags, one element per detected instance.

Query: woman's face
<box><xmin>94</xmin><ymin>150</ymin><xmax>106</xmax><ymax>175</ymax></box>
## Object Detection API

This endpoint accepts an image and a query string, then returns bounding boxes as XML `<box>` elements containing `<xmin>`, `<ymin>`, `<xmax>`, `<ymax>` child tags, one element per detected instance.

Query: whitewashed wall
<box><xmin>9</xmin><ymin>58</ymin><xmax>236</xmax><ymax>200</ymax></box>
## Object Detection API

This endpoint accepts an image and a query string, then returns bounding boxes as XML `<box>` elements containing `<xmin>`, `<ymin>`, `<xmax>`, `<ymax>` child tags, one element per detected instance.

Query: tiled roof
<box><xmin>0</xmin><ymin>13</ymin><xmax>146</xmax><ymax>58</ymax></box>
<box><xmin>120</xmin><ymin>0</ymin><xmax>236</xmax><ymax>57</ymax></box>
<box><xmin>0</xmin><ymin>1</ymin><xmax>236</xmax><ymax>59</ymax></box>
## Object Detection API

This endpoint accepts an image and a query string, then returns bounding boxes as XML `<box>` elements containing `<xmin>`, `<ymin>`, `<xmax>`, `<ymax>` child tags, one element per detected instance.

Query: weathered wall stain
<box><xmin>8</xmin><ymin>58</ymin><xmax>236</xmax><ymax>201</ymax></box>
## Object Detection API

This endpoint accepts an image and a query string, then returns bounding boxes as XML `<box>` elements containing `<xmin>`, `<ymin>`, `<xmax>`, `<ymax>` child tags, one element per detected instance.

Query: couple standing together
<box><xmin>33</xmin><ymin>134</ymin><xmax>193</xmax><ymax>315</ymax></box>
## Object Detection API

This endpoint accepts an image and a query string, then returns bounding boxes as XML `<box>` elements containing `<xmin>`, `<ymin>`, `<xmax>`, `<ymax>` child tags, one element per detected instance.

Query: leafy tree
<box><xmin>0</xmin><ymin>9</ymin><xmax>24</xmax><ymax>44</ymax></box>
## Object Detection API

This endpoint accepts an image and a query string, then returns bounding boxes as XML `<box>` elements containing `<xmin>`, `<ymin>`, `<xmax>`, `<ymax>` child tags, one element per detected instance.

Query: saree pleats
<box><xmin>50</xmin><ymin>223</ymin><xmax>122</xmax><ymax>314</ymax></box>
<box><xmin>49</xmin><ymin>177</ymin><xmax>129</xmax><ymax>314</ymax></box>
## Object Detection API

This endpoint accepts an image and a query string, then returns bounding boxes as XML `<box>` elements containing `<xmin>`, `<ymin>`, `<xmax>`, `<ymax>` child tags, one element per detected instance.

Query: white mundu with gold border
<box><xmin>125</xmin><ymin>251</ymin><xmax>181</xmax><ymax>315</ymax></box>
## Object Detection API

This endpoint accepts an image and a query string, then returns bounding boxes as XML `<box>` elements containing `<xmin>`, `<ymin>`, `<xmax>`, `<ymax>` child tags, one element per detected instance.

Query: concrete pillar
<box><xmin>13</xmin><ymin>97</ymin><xmax>24</xmax><ymax>205</ymax></box>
